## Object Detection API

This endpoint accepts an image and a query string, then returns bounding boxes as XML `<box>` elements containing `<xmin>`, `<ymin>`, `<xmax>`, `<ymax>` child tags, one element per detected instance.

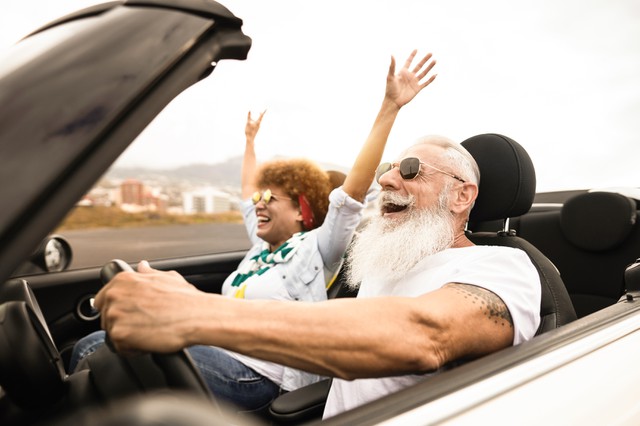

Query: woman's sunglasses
<box><xmin>375</xmin><ymin>157</ymin><xmax>466</xmax><ymax>184</ymax></box>
<box><xmin>251</xmin><ymin>189</ymin><xmax>292</xmax><ymax>205</ymax></box>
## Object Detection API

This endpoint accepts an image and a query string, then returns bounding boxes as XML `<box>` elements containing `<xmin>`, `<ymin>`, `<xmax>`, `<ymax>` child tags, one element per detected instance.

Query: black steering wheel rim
<box><xmin>94</xmin><ymin>260</ymin><xmax>218</xmax><ymax>408</ymax></box>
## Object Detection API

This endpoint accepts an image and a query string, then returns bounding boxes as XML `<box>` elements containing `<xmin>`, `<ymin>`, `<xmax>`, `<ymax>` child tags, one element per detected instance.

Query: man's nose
<box><xmin>377</xmin><ymin>166</ymin><xmax>402</xmax><ymax>190</ymax></box>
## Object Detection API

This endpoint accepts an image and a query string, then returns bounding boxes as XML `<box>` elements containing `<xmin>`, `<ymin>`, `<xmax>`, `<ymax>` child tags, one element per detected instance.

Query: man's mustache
<box><xmin>379</xmin><ymin>191</ymin><xmax>415</xmax><ymax>207</ymax></box>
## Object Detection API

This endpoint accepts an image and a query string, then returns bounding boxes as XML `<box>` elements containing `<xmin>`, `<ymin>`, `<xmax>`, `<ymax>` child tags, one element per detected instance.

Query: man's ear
<box><xmin>450</xmin><ymin>183</ymin><xmax>478</xmax><ymax>214</ymax></box>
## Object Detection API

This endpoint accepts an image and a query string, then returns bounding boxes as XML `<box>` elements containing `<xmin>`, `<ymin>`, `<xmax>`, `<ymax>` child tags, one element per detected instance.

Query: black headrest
<box><xmin>561</xmin><ymin>191</ymin><xmax>637</xmax><ymax>251</ymax></box>
<box><xmin>461</xmin><ymin>133</ymin><xmax>536</xmax><ymax>222</ymax></box>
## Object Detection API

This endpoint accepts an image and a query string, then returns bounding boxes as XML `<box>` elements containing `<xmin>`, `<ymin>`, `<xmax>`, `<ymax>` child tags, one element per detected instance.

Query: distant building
<box><xmin>183</xmin><ymin>188</ymin><xmax>233</xmax><ymax>214</ymax></box>
<box><xmin>120</xmin><ymin>178</ymin><xmax>168</xmax><ymax>213</ymax></box>
<box><xmin>121</xmin><ymin>179</ymin><xmax>145</xmax><ymax>205</ymax></box>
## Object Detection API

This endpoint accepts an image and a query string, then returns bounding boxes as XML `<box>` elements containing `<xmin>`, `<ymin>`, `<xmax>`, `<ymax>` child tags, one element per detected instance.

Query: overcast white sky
<box><xmin>2</xmin><ymin>1</ymin><xmax>639</xmax><ymax>192</ymax></box>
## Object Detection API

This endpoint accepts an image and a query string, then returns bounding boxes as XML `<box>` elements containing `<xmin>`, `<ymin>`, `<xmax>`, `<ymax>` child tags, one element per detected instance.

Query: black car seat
<box><xmin>268</xmin><ymin>133</ymin><xmax>578</xmax><ymax>424</ymax></box>
<box><xmin>0</xmin><ymin>279</ymin><xmax>67</xmax><ymax>412</ymax></box>
<box><xmin>462</xmin><ymin>133</ymin><xmax>577</xmax><ymax>334</ymax></box>
<box><xmin>516</xmin><ymin>190</ymin><xmax>640</xmax><ymax>317</ymax></box>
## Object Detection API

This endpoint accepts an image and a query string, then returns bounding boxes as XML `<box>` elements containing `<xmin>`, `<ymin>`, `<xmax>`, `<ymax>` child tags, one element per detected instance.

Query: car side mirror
<box><xmin>39</xmin><ymin>235</ymin><xmax>73</xmax><ymax>272</ymax></box>
<box><xmin>11</xmin><ymin>235</ymin><xmax>73</xmax><ymax>277</ymax></box>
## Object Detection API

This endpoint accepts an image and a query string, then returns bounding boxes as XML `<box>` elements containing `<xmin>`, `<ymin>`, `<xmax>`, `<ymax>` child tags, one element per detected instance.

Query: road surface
<box><xmin>60</xmin><ymin>223</ymin><xmax>251</xmax><ymax>269</ymax></box>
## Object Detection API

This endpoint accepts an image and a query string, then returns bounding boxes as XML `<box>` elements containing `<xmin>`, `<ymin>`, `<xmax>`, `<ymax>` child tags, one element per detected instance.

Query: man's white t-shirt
<box><xmin>323</xmin><ymin>245</ymin><xmax>541</xmax><ymax>418</ymax></box>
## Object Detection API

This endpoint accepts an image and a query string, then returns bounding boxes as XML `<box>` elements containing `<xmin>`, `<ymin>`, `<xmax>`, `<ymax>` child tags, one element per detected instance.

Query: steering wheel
<box><xmin>89</xmin><ymin>260</ymin><xmax>219</xmax><ymax>409</ymax></box>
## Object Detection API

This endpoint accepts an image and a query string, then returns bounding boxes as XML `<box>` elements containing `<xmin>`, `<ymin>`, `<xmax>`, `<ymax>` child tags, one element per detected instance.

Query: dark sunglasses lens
<box><xmin>399</xmin><ymin>158</ymin><xmax>420</xmax><ymax>180</ymax></box>
<box><xmin>375</xmin><ymin>163</ymin><xmax>392</xmax><ymax>183</ymax></box>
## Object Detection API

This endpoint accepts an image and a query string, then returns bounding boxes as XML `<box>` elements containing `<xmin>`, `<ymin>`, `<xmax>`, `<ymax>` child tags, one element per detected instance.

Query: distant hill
<box><xmin>106</xmin><ymin>156</ymin><xmax>244</xmax><ymax>188</ymax></box>
<box><xmin>105</xmin><ymin>156</ymin><xmax>349</xmax><ymax>189</ymax></box>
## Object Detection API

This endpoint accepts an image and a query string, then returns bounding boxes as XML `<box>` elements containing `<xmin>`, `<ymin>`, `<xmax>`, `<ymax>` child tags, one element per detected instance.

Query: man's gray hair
<box><xmin>413</xmin><ymin>135</ymin><xmax>480</xmax><ymax>185</ymax></box>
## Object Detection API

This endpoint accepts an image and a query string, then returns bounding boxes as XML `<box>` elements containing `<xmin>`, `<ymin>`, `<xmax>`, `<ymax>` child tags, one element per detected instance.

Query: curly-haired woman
<box><xmin>221</xmin><ymin>110</ymin><xmax>357</xmax><ymax>303</ymax></box>
<box><xmin>194</xmin><ymin>110</ymin><xmax>367</xmax><ymax>405</ymax></box>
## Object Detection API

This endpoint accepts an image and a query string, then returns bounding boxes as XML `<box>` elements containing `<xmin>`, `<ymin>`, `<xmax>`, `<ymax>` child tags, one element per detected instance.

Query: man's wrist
<box><xmin>181</xmin><ymin>293</ymin><xmax>217</xmax><ymax>347</ymax></box>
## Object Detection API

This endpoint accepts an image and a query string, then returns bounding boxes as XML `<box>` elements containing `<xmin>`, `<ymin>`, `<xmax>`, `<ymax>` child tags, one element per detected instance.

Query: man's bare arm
<box><xmin>97</xmin><ymin>266</ymin><xmax>514</xmax><ymax>380</ymax></box>
<box><xmin>445</xmin><ymin>283</ymin><xmax>513</xmax><ymax>327</ymax></box>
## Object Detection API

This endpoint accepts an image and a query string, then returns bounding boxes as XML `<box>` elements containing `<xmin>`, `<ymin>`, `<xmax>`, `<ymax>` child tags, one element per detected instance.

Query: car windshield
<box><xmin>0</xmin><ymin>19</ymin><xmax>94</xmax><ymax>80</ymax></box>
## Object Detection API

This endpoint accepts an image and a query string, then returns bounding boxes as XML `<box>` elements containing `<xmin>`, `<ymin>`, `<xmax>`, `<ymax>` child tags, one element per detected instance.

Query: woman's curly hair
<box><xmin>256</xmin><ymin>158</ymin><xmax>333</xmax><ymax>229</ymax></box>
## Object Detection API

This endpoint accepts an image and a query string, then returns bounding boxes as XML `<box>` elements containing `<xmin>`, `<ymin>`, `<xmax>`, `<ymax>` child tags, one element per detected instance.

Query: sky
<box><xmin>1</xmin><ymin>0</ymin><xmax>639</xmax><ymax>192</ymax></box>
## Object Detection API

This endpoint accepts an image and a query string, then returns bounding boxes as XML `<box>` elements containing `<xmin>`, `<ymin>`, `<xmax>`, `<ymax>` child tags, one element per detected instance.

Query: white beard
<box><xmin>345</xmin><ymin>190</ymin><xmax>455</xmax><ymax>290</ymax></box>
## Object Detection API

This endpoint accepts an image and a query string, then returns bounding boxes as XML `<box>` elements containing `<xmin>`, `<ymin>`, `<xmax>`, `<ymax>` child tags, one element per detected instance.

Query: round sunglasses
<box><xmin>375</xmin><ymin>157</ymin><xmax>466</xmax><ymax>184</ymax></box>
<box><xmin>251</xmin><ymin>189</ymin><xmax>292</xmax><ymax>205</ymax></box>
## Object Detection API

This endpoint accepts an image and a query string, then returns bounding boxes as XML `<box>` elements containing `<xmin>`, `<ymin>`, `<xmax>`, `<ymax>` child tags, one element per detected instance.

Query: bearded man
<box><xmin>346</xmin><ymin>136</ymin><xmax>473</xmax><ymax>288</ymax></box>
<box><xmin>93</xmin><ymin>51</ymin><xmax>541</xmax><ymax>418</ymax></box>
<box><xmin>325</xmin><ymin>135</ymin><xmax>541</xmax><ymax>416</ymax></box>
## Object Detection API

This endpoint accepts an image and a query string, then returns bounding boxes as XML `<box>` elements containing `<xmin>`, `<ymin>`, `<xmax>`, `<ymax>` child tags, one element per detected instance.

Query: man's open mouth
<box><xmin>379</xmin><ymin>191</ymin><xmax>415</xmax><ymax>214</ymax></box>
<box><xmin>381</xmin><ymin>202</ymin><xmax>409</xmax><ymax>214</ymax></box>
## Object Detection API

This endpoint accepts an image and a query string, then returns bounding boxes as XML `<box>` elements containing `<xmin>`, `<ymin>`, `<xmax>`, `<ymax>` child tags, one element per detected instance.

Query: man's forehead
<box><xmin>396</xmin><ymin>143</ymin><xmax>444</xmax><ymax>162</ymax></box>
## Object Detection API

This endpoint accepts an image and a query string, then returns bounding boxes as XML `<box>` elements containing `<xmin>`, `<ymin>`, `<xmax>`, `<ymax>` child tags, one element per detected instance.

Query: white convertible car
<box><xmin>0</xmin><ymin>1</ymin><xmax>638</xmax><ymax>425</ymax></box>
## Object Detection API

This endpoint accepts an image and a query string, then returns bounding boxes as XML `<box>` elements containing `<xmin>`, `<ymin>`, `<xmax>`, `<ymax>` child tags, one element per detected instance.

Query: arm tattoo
<box><xmin>445</xmin><ymin>283</ymin><xmax>514</xmax><ymax>328</ymax></box>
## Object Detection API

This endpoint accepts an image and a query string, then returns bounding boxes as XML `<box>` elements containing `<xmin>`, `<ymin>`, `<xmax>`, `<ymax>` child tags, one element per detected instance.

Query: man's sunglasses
<box><xmin>251</xmin><ymin>189</ymin><xmax>292</xmax><ymax>205</ymax></box>
<box><xmin>375</xmin><ymin>157</ymin><xmax>466</xmax><ymax>184</ymax></box>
